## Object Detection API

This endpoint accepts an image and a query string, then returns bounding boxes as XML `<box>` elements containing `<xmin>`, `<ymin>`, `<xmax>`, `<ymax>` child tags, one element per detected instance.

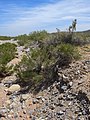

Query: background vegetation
<box><xmin>0</xmin><ymin>28</ymin><xmax>90</xmax><ymax>90</ymax></box>
<box><xmin>16</xmin><ymin>30</ymin><xmax>48</xmax><ymax>46</ymax></box>
<box><xmin>0</xmin><ymin>36</ymin><xmax>13</xmax><ymax>40</ymax></box>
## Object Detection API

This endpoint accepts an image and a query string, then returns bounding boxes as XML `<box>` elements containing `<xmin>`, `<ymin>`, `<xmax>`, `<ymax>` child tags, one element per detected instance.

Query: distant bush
<box><xmin>54</xmin><ymin>31</ymin><xmax>90</xmax><ymax>46</ymax></box>
<box><xmin>0</xmin><ymin>36</ymin><xmax>12</xmax><ymax>40</ymax></box>
<box><xmin>17</xmin><ymin>30</ymin><xmax>49</xmax><ymax>46</ymax></box>
<box><xmin>16</xmin><ymin>34</ymin><xmax>29</xmax><ymax>46</ymax></box>
<box><xmin>28</xmin><ymin>30</ymin><xmax>48</xmax><ymax>41</ymax></box>
<box><xmin>0</xmin><ymin>43</ymin><xmax>17</xmax><ymax>76</ymax></box>
<box><xmin>16</xmin><ymin>30</ymin><xmax>90</xmax><ymax>47</ymax></box>
<box><xmin>67</xmin><ymin>33</ymin><xmax>90</xmax><ymax>46</ymax></box>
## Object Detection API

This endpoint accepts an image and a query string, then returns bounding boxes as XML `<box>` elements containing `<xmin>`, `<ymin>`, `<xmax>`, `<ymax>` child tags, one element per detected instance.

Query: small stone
<box><xmin>49</xmin><ymin>104</ymin><xmax>55</xmax><ymax>110</ymax></box>
<box><xmin>21</xmin><ymin>94</ymin><xmax>30</xmax><ymax>101</ymax></box>
<box><xmin>38</xmin><ymin>117</ymin><xmax>45</xmax><ymax>120</ymax></box>
<box><xmin>83</xmin><ymin>66</ymin><xmax>88</xmax><ymax>70</ymax></box>
<box><xmin>61</xmin><ymin>85</ymin><xmax>67</xmax><ymax>91</ymax></box>
<box><xmin>32</xmin><ymin>116</ymin><xmax>36</xmax><ymax>120</ymax></box>
<box><xmin>58</xmin><ymin>73</ymin><xmax>61</xmax><ymax>76</ymax></box>
<box><xmin>12</xmin><ymin>97</ymin><xmax>19</xmax><ymax>102</ymax></box>
<box><xmin>21</xmin><ymin>103</ymin><xmax>26</xmax><ymax>109</ymax></box>
<box><xmin>81</xmin><ymin>118</ymin><xmax>85</xmax><ymax>120</ymax></box>
<box><xmin>33</xmin><ymin>99</ymin><xmax>39</xmax><ymax>104</ymax></box>
<box><xmin>58</xmin><ymin>94</ymin><xmax>63</xmax><ymax>100</ymax></box>
<box><xmin>41</xmin><ymin>97</ymin><xmax>45</xmax><ymax>102</ymax></box>
<box><xmin>36</xmin><ymin>96</ymin><xmax>45</xmax><ymax>102</ymax></box>
<box><xmin>75</xmin><ymin>70</ymin><xmax>80</xmax><ymax>75</ymax></box>
<box><xmin>85</xmin><ymin>60</ymin><xmax>90</xmax><ymax>64</ymax></box>
<box><xmin>69</xmin><ymin>82</ymin><xmax>73</xmax><ymax>87</ymax></box>
<box><xmin>45</xmin><ymin>102</ymin><xmax>48</xmax><ymax>106</ymax></box>
<box><xmin>56</xmin><ymin>82</ymin><xmax>60</xmax><ymax>85</ymax></box>
<box><xmin>4</xmin><ymin>81</ymin><xmax>13</xmax><ymax>87</ymax></box>
<box><xmin>14</xmin><ymin>113</ymin><xmax>18</xmax><ymax>118</ymax></box>
<box><xmin>0</xmin><ymin>108</ymin><xmax>7</xmax><ymax>117</ymax></box>
<box><xmin>47</xmin><ymin>87</ymin><xmax>50</xmax><ymax>91</ymax></box>
<box><xmin>42</xmin><ymin>108</ymin><xmax>47</xmax><ymax>113</ymax></box>
<box><xmin>23</xmin><ymin>110</ymin><xmax>26</xmax><ymax>114</ymax></box>
<box><xmin>78</xmin><ymin>79</ymin><xmax>84</xmax><ymax>85</ymax></box>
<box><xmin>57</xmin><ymin>110</ymin><xmax>64</xmax><ymax>115</ymax></box>
<box><xmin>10</xmin><ymin>102</ymin><xmax>17</xmax><ymax>107</ymax></box>
<box><xmin>62</xmin><ymin>75</ymin><xmax>68</xmax><ymax>80</ymax></box>
<box><xmin>5</xmin><ymin>100</ymin><xmax>11</xmax><ymax>106</ymax></box>
<box><xmin>9</xmin><ymin>110</ymin><xmax>14</xmax><ymax>114</ymax></box>
<box><xmin>2</xmin><ymin>75</ymin><xmax>17</xmax><ymax>83</ymax></box>
<box><xmin>8</xmin><ymin>114</ymin><xmax>12</xmax><ymax>118</ymax></box>
<box><xmin>77</xmin><ymin>70</ymin><xmax>80</xmax><ymax>74</ymax></box>
<box><xmin>36</xmin><ymin>96</ymin><xmax>42</xmax><ymax>99</ymax></box>
<box><xmin>7</xmin><ymin>84</ymin><xmax>20</xmax><ymax>93</ymax></box>
<box><xmin>68</xmin><ymin>101</ymin><xmax>72</xmax><ymax>106</ymax></box>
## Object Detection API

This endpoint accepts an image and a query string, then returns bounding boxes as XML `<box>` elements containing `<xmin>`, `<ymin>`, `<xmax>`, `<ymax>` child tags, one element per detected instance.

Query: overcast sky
<box><xmin>0</xmin><ymin>0</ymin><xmax>90</xmax><ymax>36</ymax></box>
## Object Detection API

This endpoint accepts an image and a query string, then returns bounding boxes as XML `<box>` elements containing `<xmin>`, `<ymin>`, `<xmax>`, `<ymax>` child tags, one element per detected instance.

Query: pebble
<box><xmin>62</xmin><ymin>75</ymin><xmax>68</xmax><ymax>80</ymax></box>
<box><xmin>21</xmin><ymin>94</ymin><xmax>30</xmax><ymax>101</ymax></box>
<box><xmin>69</xmin><ymin>101</ymin><xmax>73</xmax><ymax>106</ymax></box>
<box><xmin>7</xmin><ymin>84</ymin><xmax>21</xmax><ymax>93</ymax></box>
<box><xmin>33</xmin><ymin>99</ymin><xmax>39</xmax><ymax>104</ymax></box>
<box><xmin>61</xmin><ymin>85</ymin><xmax>67</xmax><ymax>91</ymax></box>
<box><xmin>0</xmin><ymin>108</ymin><xmax>7</xmax><ymax>118</ymax></box>
<box><xmin>5</xmin><ymin>100</ymin><xmax>11</xmax><ymax>106</ymax></box>
<box><xmin>57</xmin><ymin>110</ymin><xmax>64</xmax><ymax>115</ymax></box>
<box><xmin>69</xmin><ymin>82</ymin><xmax>73</xmax><ymax>87</ymax></box>
<box><xmin>49</xmin><ymin>104</ymin><xmax>55</xmax><ymax>110</ymax></box>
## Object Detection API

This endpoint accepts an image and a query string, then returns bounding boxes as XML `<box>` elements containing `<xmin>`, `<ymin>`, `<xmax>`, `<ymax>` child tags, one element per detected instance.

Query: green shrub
<box><xmin>0</xmin><ymin>36</ymin><xmax>12</xmax><ymax>40</ymax></box>
<box><xmin>17</xmin><ymin>30</ymin><xmax>49</xmax><ymax>46</ymax></box>
<box><xmin>16</xmin><ymin>34</ymin><xmax>29</xmax><ymax>46</ymax></box>
<box><xmin>55</xmin><ymin>43</ymin><xmax>80</xmax><ymax>60</ymax></box>
<box><xmin>28</xmin><ymin>30</ymin><xmax>48</xmax><ymax>41</ymax></box>
<box><xmin>15</xmin><ymin>54</ymin><xmax>43</xmax><ymax>85</ymax></box>
<box><xmin>15</xmin><ymin>42</ymin><xmax>79</xmax><ymax>88</ymax></box>
<box><xmin>55</xmin><ymin>31</ymin><xmax>90</xmax><ymax>45</ymax></box>
<box><xmin>0</xmin><ymin>43</ymin><xmax>17</xmax><ymax>76</ymax></box>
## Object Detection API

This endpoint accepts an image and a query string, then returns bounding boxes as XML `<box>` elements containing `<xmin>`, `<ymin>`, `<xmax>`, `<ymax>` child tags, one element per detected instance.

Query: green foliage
<box><xmin>16</xmin><ymin>29</ymin><xmax>90</xmax><ymax>47</ymax></box>
<box><xmin>15</xmin><ymin>41</ymin><xmax>79</xmax><ymax>87</ymax></box>
<box><xmin>59</xmin><ymin>32</ymin><xmax>73</xmax><ymax>43</ymax></box>
<box><xmin>29</xmin><ymin>30</ymin><xmax>48</xmax><ymax>41</ymax></box>
<box><xmin>14</xmin><ymin>29</ymin><xmax>86</xmax><ymax>88</ymax></box>
<box><xmin>0</xmin><ymin>36</ymin><xmax>12</xmax><ymax>40</ymax></box>
<box><xmin>15</xmin><ymin>54</ymin><xmax>43</xmax><ymax>84</ymax></box>
<box><xmin>16</xmin><ymin>34</ymin><xmax>29</xmax><ymax>46</ymax></box>
<box><xmin>55</xmin><ymin>43</ymin><xmax>80</xmax><ymax>60</ymax></box>
<box><xmin>17</xmin><ymin>30</ymin><xmax>48</xmax><ymax>46</ymax></box>
<box><xmin>0</xmin><ymin>43</ymin><xmax>17</xmax><ymax>75</ymax></box>
<box><xmin>70</xmin><ymin>33</ymin><xmax>90</xmax><ymax>45</ymax></box>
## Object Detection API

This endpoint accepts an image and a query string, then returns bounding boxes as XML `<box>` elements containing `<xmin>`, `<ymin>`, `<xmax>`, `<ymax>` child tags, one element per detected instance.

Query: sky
<box><xmin>0</xmin><ymin>0</ymin><xmax>90</xmax><ymax>36</ymax></box>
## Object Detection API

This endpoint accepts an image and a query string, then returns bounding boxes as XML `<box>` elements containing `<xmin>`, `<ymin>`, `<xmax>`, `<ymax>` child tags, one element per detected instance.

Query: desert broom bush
<box><xmin>15</xmin><ymin>41</ymin><xmax>80</xmax><ymax>88</ymax></box>
<box><xmin>16</xmin><ymin>34</ymin><xmax>29</xmax><ymax>46</ymax></box>
<box><xmin>56</xmin><ymin>43</ymin><xmax>80</xmax><ymax>60</ymax></box>
<box><xmin>17</xmin><ymin>30</ymin><xmax>49</xmax><ymax>46</ymax></box>
<box><xmin>0</xmin><ymin>43</ymin><xmax>17</xmax><ymax>76</ymax></box>
<box><xmin>28</xmin><ymin>30</ymin><xmax>48</xmax><ymax>42</ymax></box>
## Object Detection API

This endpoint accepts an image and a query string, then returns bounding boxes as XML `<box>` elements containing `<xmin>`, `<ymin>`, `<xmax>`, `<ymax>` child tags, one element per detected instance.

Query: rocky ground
<box><xmin>0</xmin><ymin>42</ymin><xmax>90</xmax><ymax>120</ymax></box>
